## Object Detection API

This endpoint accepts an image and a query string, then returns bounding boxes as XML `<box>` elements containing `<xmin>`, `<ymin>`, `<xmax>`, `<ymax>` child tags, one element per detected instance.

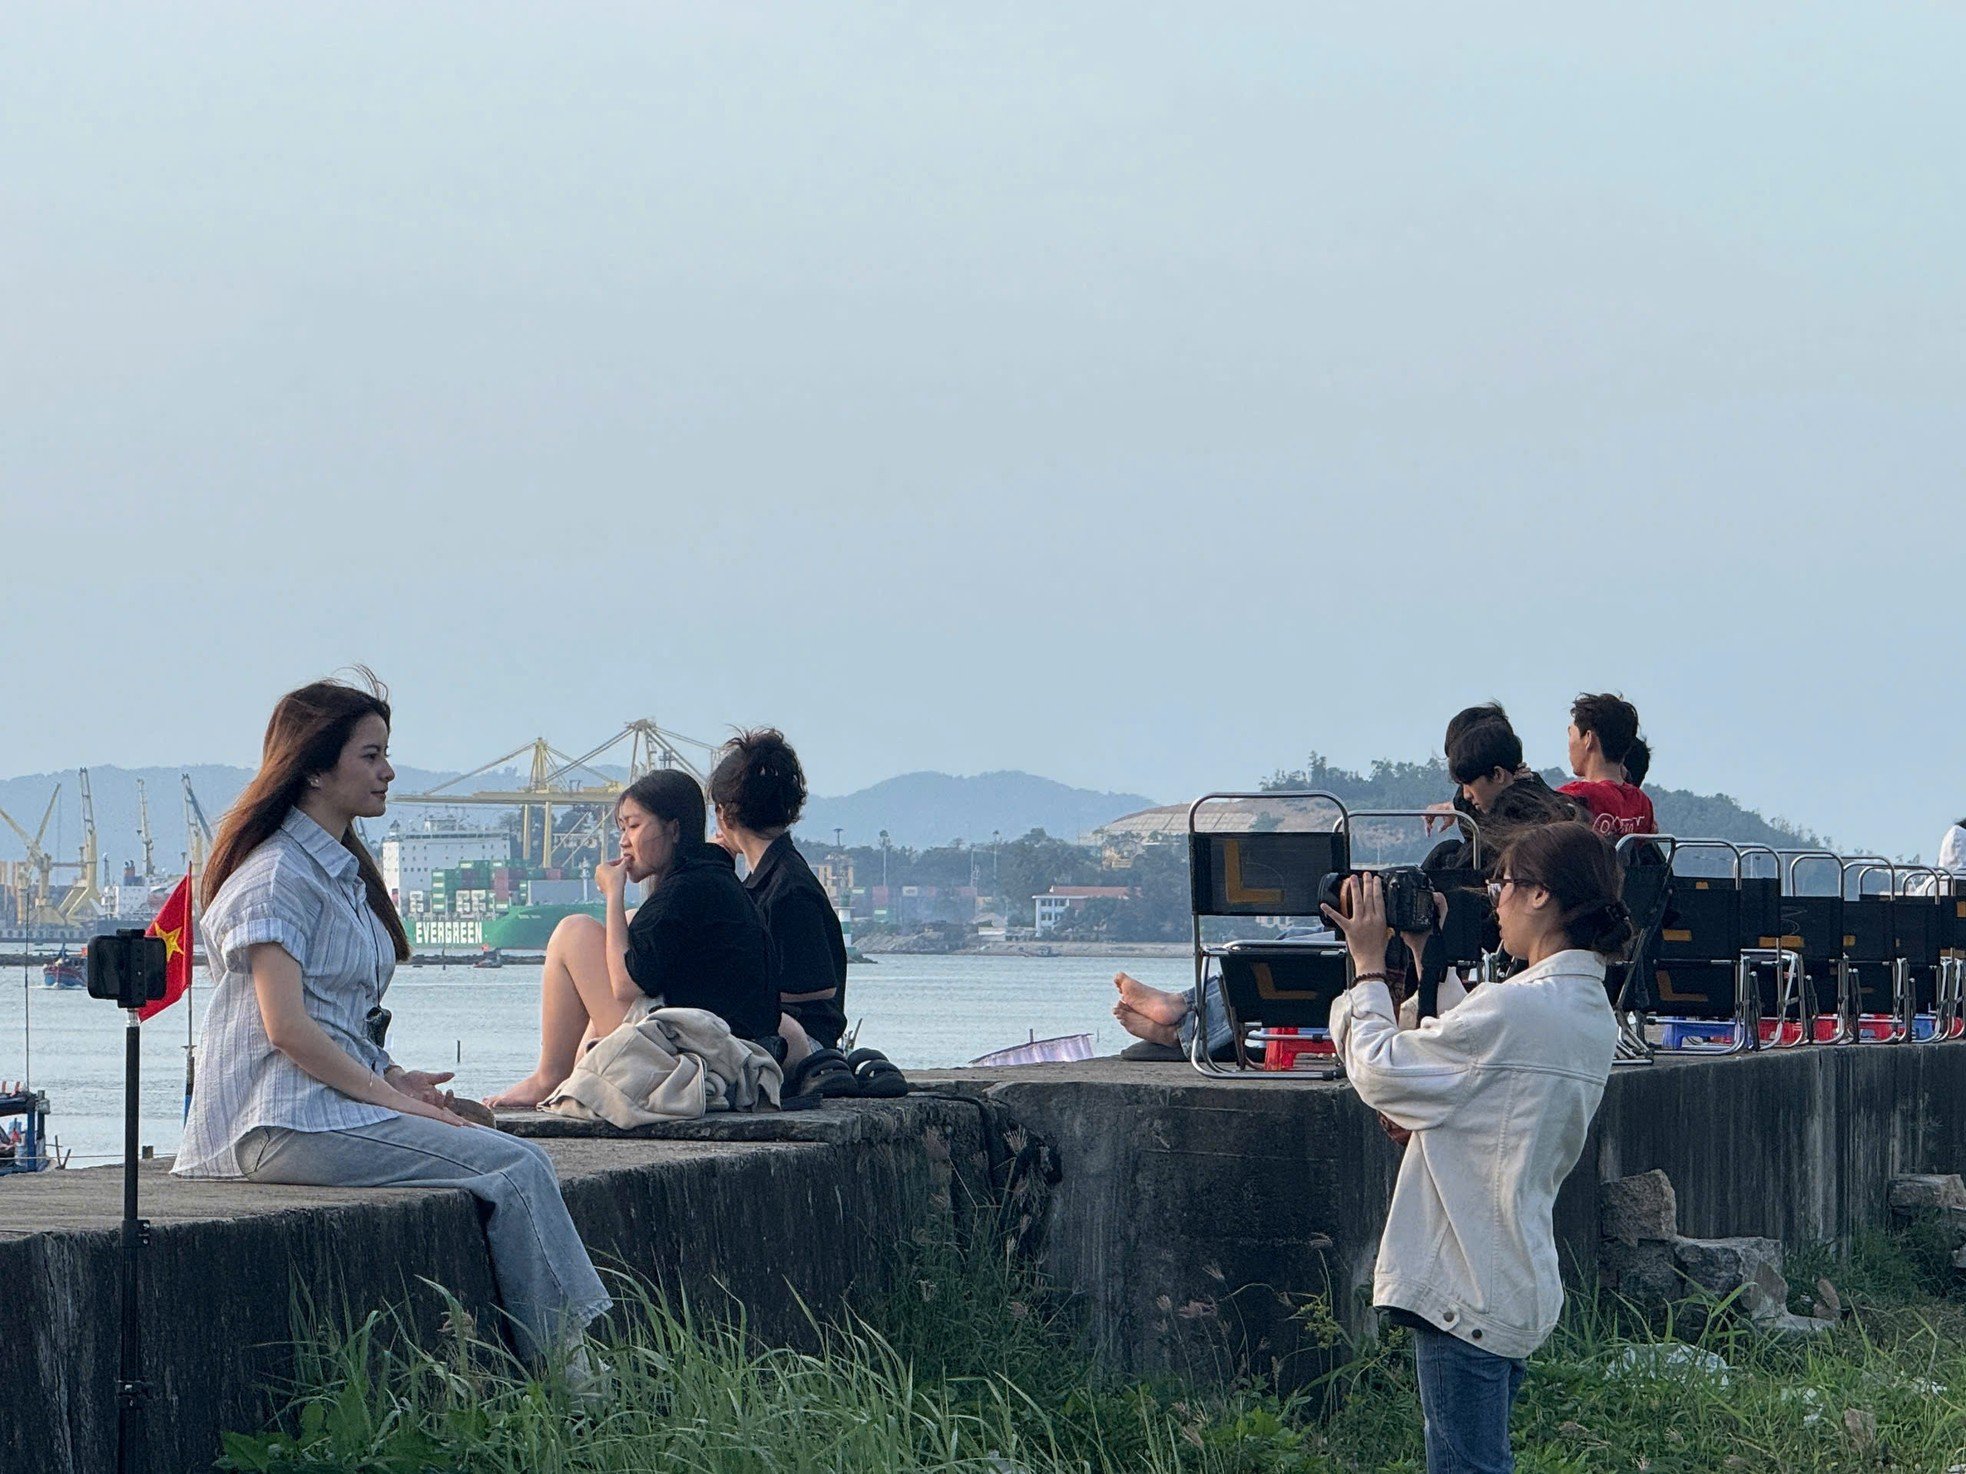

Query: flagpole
<box><xmin>182</xmin><ymin>862</ymin><xmax>196</xmax><ymax>1123</ymax></box>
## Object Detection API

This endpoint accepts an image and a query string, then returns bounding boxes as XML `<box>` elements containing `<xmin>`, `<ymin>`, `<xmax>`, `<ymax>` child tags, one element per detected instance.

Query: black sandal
<box><xmin>787</xmin><ymin>1047</ymin><xmax>860</xmax><ymax>1100</ymax></box>
<box><xmin>845</xmin><ymin>1047</ymin><xmax>909</xmax><ymax>1099</ymax></box>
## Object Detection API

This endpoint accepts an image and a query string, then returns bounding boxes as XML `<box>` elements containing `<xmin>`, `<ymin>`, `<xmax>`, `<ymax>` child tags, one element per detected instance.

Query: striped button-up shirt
<box><xmin>174</xmin><ymin>808</ymin><xmax>400</xmax><ymax>1177</ymax></box>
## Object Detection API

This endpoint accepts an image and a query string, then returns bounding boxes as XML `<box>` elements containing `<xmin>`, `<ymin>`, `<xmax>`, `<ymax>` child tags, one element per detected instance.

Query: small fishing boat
<box><xmin>0</xmin><ymin>1086</ymin><xmax>56</xmax><ymax>1174</ymax></box>
<box><xmin>471</xmin><ymin>947</ymin><xmax>505</xmax><ymax>970</ymax></box>
<box><xmin>40</xmin><ymin>951</ymin><xmax>83</xmax><ymax>990</ymax></box>
<box><xmin>966</xmin><ymin>1031</ymin><xmax>1095</xmax><ymax>1068</ymax></box>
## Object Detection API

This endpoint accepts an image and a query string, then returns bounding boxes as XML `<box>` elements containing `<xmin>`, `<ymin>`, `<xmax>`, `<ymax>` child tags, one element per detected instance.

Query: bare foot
<box><xmin>482</xmin><ymin>1073</ymin><xmax>559</xmax><ymax>1110</ymax></box>
<box><xmin>1114</xmin><ymin>971</ymin><xmax>1190</xmax><ymax>1027</ymax></box>
<box><xmin>1113</xmin><ymin>999</ymin><xmax>1182</xmax><ymax>1048</ymax></box>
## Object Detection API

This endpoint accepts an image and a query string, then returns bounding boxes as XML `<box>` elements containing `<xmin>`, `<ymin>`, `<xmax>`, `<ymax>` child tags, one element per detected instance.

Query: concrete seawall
<box><xmin>930</xmin><ymin>1042</ymin><xmax>1966</xmax><ymax>1390</ymax></box>
<box><xmin>0</xmin><ymin>1099</ymin><xmax>1007</xmax><ymax>1474</ymax></box>
<box><xmin>6</xmin><ymin>1043</ymin><xmax>1965</xmax><ymax>1470</ymax></box>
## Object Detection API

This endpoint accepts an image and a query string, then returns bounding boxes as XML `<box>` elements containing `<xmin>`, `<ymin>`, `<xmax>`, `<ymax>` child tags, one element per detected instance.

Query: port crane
<box><xmin>54</xmin><ymin>768</ymin><xmax>102</xmax><ymax>925</ymax></box>
<box><xmin>183</xmin><ymin>773</ymin><xmax>216</xmax><ymax>881</ymax></box>
<box><xmin>0</xmin><ymin>786</ymin><xmax>62</xmax><ymax>927</ymax></box>
<box><xmin>136</xmin><ymin>779</ymin><xmax>157</xmax><ymax>884</ymax></box>
<box><xmin>391</xmin><ymin>719</ymin><xmax>716</xmax><ymax>871</ymax></box>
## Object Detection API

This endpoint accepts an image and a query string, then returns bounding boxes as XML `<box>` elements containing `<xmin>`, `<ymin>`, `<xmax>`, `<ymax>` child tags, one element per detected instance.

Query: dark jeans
<box><xmin>1413</xmin><ymin>1322</ymin><xmax>1528</xmax><ymax>1474</ymax></box>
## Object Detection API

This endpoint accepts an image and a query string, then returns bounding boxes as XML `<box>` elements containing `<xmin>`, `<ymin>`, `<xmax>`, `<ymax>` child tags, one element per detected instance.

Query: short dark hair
<box><xmin>1444</xmin><ymin>702</ymin><xmax>1509</xmax><ymax>752</ymax></box>
<box><xmin>618</xmin><ymin>769</ymin><xmax>707</xmax><ymax>848</ymax></box>
<box><xmin>1448</xmin><ymin>718</ymin><xmax>1524</xmax><ymax>786</ymax></box>
<box><xmin>707</xmin><ymin>727</ymin><xmax>809</xmax><ymax>834</ymax></box>
<box><xmin>1623</xmin><ymin>737</ymin><xmax>1651</xmax><ymax>787</ymax></box>
<box><xmin>1498</xmin><ymin>820</ymin><xmax>1634</xmax><ymax>957</ymax></box>
<box><xmin>1570</xmin><ymin>693</ymin><xmax>1640</xmax><ymax>764</ymax></box>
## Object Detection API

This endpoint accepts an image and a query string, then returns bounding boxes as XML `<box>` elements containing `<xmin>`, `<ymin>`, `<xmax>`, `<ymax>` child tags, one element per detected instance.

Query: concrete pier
<box><xmin>0</xmin><ymin>1098</ymin><xmax>1005</xmax><ymax>1474</ymax></box>
<box><xmin>925</xmin><ymin>1042</ymin><xmax>1966</xmax><ymax>1389</ymax></box>
<box><xmin>6</xmin><ymin>1043</ymin><xmax>1966</xmax><ymax>1471</ymax></box>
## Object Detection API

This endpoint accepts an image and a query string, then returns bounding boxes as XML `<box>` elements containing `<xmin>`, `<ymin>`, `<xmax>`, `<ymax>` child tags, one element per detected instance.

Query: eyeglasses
<box><xmin>1487</xmin><ymin>876</ymin><xmax>1543</xmax><ymax>902</ymax></box>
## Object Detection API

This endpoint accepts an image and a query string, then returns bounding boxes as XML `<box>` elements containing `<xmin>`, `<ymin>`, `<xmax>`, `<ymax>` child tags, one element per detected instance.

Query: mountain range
<box><xmin>0</xmin><ymin>765</ymin><xmax>1159</xmax><ymax>872</ymax></box>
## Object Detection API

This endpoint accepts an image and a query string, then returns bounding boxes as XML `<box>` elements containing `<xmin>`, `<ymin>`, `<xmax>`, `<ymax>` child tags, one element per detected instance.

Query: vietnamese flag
<box><xmin>138</xmin><ymin>872</ymin><xmax>194</xmax><ymax>1022</ymax></box>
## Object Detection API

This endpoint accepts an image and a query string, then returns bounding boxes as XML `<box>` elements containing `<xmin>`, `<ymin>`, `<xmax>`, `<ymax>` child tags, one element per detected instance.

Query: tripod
<box><xmin>117</xmin><ymin>1006</ymin><xmax>151</xmax><ymax>1474</ymax></box>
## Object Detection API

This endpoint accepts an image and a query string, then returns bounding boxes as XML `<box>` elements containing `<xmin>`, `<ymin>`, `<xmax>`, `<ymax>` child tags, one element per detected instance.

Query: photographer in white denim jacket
<box><xmin>1326</xmin><ymin>823</ymin><xmax>1626</xmax><ymax>1474</ymax></box>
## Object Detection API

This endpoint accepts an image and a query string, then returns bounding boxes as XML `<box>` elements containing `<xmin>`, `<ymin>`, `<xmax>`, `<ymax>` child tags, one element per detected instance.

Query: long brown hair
<box><xmin>202</xmin><ymin>671</ymin><xmax>411</xmax><ymax>961</ymax></box>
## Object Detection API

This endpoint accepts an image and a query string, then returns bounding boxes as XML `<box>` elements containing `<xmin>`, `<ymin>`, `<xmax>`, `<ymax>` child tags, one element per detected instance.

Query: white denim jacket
<box><xmin>1330</xmin><ymin>949</ymin><xmax>1617</xmax><ymax>1360</ymax></box>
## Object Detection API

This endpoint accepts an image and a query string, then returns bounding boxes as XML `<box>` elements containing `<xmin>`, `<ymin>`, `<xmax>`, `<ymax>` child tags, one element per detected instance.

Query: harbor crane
<box><xmin>183</xmin><ymin>774</ymin><xmax>216</xmax><ymax>880</ymax></box>
<box><xmin>0</xmin><ymin>786</ymin><xmax>62</xmax><ymax>927</ymax></box>
<box><xmin>56</xmin><ymin>768</ymin><xmax>102</xmax><ymax>925</ymax></box>
<box><xmin>135</xmin><ymin>779</ymin><xmax>158</xmax><ymax>885</ymax></box>
<box><xmin>391</xmin><ymin>719</ymin><xmax>717</xmax><ymax>871</ymax></box>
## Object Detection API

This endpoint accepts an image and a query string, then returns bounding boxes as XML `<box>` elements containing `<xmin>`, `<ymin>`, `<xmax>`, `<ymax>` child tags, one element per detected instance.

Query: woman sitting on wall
<box><xmin>485</xmin><ymin>769</ymin><xmax>779</xmax><ymax>1109</ymax></box>
<box><xmin>1322</xmin><ymin>821</ymin><xmax>1626</xmax><ymax>1474</ymax></box>
<box><xmin>176</xmin><ymin>673</ymin><xmax>610</xmax><ymax>1367</ymax></box>
<box><xmin>708</xmin><ymin>729</ymin><xmax>849</xmax><ymax>1057</ymax></box>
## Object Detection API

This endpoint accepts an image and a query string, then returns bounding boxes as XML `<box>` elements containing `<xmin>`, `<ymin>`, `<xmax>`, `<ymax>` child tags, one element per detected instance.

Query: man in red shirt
<box><xmin>1558</xmin><ymin>692</ymin><xmax>1657</xmax><ymax>838</ymax></box>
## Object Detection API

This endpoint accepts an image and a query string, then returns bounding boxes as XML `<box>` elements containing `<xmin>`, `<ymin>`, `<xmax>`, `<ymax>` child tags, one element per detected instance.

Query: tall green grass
<box><xmin>220</xmin><ymin>1224</ymin><xmax>1966</xmax><ymax>1473</ymax></box>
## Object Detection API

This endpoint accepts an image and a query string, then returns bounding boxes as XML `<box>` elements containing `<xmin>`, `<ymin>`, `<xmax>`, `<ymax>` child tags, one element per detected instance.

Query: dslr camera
<box><xmin>1319</xmin><ymin>866</ymin><xmax>1439</xmax><ymax>936</ymax></box>
<box><xmin>85</xmin><ymin>929</ymin><xmax>169</xmax><ymax>1010</ymax></box>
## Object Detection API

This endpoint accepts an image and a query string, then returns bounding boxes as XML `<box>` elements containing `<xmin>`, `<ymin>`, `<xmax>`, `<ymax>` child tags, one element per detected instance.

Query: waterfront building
<box><xmin>1033</xmin><ymin>884</ymin><xmax>1134</xmax><ymax>935</ymax></box>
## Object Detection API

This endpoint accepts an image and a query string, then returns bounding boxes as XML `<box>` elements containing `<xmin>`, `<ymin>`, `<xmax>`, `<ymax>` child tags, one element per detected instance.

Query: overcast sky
<box><xmin>4</xmin><ymin>4</ymin><xmax>1962</xmax><ymax>857</ymax></box>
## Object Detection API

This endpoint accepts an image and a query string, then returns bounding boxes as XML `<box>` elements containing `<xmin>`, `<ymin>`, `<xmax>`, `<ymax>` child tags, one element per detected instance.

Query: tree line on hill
<box><xmin>806</xmin><ymin>752</ymin><xmax>1838</xmax><ymax>946</ymax></box>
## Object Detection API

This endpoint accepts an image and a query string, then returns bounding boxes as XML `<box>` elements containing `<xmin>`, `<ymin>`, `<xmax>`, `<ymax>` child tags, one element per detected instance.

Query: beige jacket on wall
<box><xmin>1330</xmin><ymin>948</ymin><xmax>1617</xmax><ymax>1360</ymax></box>
<box><xmin>543</xmin><ymin>999</ymin><xmax>784</xmax><ymax>1128</ymax></box>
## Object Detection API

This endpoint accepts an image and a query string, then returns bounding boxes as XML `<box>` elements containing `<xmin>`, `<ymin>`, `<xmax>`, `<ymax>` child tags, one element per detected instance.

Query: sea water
<box><xmin>0</xmin><ymin>953</ymin><xmax>1196</xmax><ymax>1165</ymax></box>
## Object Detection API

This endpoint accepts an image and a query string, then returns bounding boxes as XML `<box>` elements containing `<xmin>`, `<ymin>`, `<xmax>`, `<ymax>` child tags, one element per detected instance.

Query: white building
<box><xmin>380</xmin><ymin>821</ymin><xmax>513</xmax><ymax>904</ymax></box>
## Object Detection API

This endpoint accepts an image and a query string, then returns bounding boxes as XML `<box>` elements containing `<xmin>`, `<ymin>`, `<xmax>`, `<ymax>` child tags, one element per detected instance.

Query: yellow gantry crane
<box><xmin>55</xmin><ymin>768</ymin><xmax>102</xmax><ymax>925</ymax></box>
<box><xmin>391</xmin><ymin>719</ymin><xmax>715</xmax><ymax>871</ymax></box>
<box><xmin>0</xmin><ymin>785</ymin><xmax>63</xmax><ymax>927</ymax></box>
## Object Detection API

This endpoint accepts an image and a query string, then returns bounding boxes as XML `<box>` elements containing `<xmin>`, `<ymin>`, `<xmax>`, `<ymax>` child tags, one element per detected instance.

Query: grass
<box><xmin>218</xmin><ymin>1222</ymin><xmax>1966</xmax><ymax>1473</ymax></box>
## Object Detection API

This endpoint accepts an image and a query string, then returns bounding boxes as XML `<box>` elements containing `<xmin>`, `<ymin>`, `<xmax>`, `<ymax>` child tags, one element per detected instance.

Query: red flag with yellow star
<box><xmin>137</xmin><ymin>872</ymin><xmax>194</xmax><ymax>1022</ymax></box>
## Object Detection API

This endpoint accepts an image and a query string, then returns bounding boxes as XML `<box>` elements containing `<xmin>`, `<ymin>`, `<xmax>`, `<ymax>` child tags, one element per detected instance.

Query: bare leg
<box><xmin>485</xmin><ymin>916</ymin><xmax>630</xmax><ymax>1108</ymax></box>
<box><xmin>779</xmin><ymin>1013</ymin><xmax>814</xmax><ymax>1069</ymax></box>
<box><xmin>1113</xmin><ymin>998</ymin><xmax>1182</xmax><ymax>1047</ymax></box>
<box><xmin>1114</xmin><ymin>971</ymin><xmax>1190</xmax><ymax>1027</ymax></box>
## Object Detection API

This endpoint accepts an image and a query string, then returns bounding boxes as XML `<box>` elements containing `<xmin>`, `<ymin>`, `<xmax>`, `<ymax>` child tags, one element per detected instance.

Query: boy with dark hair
<box><xmin>1560</xmin><ymin>693</ymin><xmax>1656</xmax><ymax>838</ymax></box>
<box><xmin>1447</xmin><ymin>718</ymin><xmax>1526</xmax><ymax>815</ymax></box>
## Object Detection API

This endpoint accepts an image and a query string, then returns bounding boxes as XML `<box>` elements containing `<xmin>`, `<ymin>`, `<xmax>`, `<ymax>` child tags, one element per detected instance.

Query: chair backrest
<box><xmin>1187</xmin><ymin>792</ymin><xmax>1349</xmax><ymax>922</ymax></box>
<box><xmin>1649</xmin><ymin>839</ymin><xmax>1745</xmax><ymax>1020</ymax></box>
<box><xmin>1188</xmin><ymin>828</ymin><xmax>1347</xmax><ymax>918</ymax></box>
<box><xmin>1778</xmin><ymin>894</ymin><xmax>1844</xmax><ymax>960</ymax></box>
<box><xmin>1214</xmin><ymin>942</ymin><xmax>1351</xmax><ymax>1032</ymax></box>
<box><xmin>1940</xmin><ymin>881</ymin><xmax>1966</xmax><ymax>955</ymax></box>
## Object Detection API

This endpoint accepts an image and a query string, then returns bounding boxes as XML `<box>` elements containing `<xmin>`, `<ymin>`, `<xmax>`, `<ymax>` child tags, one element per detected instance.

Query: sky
<box><xmin>3</xmin><ymin>4</ymin><xmax>1962</xmax><ymax>859</ymax></box>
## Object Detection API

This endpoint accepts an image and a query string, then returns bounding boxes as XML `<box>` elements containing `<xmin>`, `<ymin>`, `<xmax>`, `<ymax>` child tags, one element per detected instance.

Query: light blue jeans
<box><xmin>240</xmin><ymin>1116</ymin><xmax>612</xmax><ymax>1361</ymax></box>
<box><xmin>1178</xmin><ymin>974</ymin><xmax>1237</xmax><ymax>1057</ymax></box>
<box><xmin>1413</xmin><ymin>1321</ymin><xmax>1528</xmax><ymax>1474</ymax></box>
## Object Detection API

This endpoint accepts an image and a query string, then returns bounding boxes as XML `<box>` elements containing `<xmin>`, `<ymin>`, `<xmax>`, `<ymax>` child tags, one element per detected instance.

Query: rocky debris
<box><xmin>1889</xmin><ymin>1173</ymin><xmax>1966</xmax><ymax>1279</ymax></box>
<box><xmin>1888</xmin><ymin>1173</ymin><xmax>1966</xmax><ymax>1215</ymax></box>
<box><xmin>1602</xmin><ymin>1169</ymin><xmax>1679</xmax><ymax>1246</ymax></box>
<box><xmin>1599</xmin><ymin>1170</ymin><xmax>1834</xmax><ymax>1334</ymax></box>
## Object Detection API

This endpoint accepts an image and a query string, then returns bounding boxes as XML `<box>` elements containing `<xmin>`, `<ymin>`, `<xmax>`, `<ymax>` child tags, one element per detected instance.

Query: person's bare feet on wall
<box><xmin>1113</xmin><ymin>997</ymin><xmax>1182</xmax><ymax>1048</ymax></box>
<box><xmin>1113</xmin><ymin>971</ymin><xmax>1190</xmax><ymax>1027</ymax></box>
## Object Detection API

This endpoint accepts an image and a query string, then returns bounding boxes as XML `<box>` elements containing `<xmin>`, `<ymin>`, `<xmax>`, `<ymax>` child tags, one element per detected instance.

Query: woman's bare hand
<box><xmin>1322</xmin><ymin>873</ymin><xmax>1392</xmax><ymax>974</ymax></box>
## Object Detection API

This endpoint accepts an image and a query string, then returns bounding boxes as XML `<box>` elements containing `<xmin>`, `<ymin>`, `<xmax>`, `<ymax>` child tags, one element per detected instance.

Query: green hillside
<box><xmin>1264</xmin><ymin>753</ymin><xmax>1837</xmax><ymax>850</ymax></box>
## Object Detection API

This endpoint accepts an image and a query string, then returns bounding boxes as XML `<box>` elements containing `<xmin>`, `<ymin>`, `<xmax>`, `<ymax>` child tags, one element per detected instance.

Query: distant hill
<box><xmin>0</xmin><ymin>764</ymin><xmax>470</xmax><ymax>875</ymax></box>
<box><xmin>0</xmin><ymin>764</ymin><xmax>1157</xmax><ymax>870</ymax></box>
<box><xmin>801</xmin><ymin>772</ymin><xmax>1157</xmax><ymax>851</ymax></box>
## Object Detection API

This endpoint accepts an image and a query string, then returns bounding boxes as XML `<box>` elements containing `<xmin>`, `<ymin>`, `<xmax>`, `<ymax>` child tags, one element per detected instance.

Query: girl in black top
<box><xmin>710</xmin><ymin>729</ymin><xmax>850</xmax><ymax>1053</ymax></box>
<box><xmin>485</xmin><ymin>770</ymin><xmax>776</xmax><ymax>1109</ymax></box>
